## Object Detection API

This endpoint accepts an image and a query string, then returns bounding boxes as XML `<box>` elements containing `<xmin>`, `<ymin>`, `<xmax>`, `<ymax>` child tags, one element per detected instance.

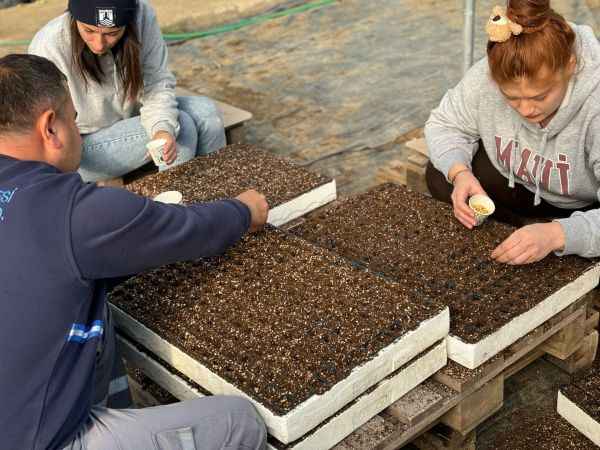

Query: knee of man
<box><xmin>222</xmin><ymin>396</ymin><xmax>266</xmax><ymax>445</ymax></box>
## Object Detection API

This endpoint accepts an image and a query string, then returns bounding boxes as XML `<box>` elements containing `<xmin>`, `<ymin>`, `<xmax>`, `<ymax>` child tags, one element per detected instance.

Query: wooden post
<box><xmin>541</xmin><ymin>309</ymin><xmax>586</xmax><ymax>359</ymax></box>
<box><xmin>545</xmin><ymin>330</ymin><xmax>599</xmax><ymax>374</ymax></box>
<box><xmin>441</xmin><ymin>374</ymin><xmax>504</xmax><ymax>434</ymax></box>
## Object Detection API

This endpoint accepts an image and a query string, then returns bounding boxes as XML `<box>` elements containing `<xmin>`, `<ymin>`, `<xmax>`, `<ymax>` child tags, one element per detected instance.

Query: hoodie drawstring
<box><xmin>508</xmin><ymin>121</ymin><xmax>522</xmax><ymax>188</ymax></box>
<box><xmin>509</xmin><ymin>120</ymin><xmax>548</xmax><ymax>206</ymax></box>
<box><xmin>533</xmin><ymin>131</ymin><xmax>549</xmax><ymax>206</ymax></box>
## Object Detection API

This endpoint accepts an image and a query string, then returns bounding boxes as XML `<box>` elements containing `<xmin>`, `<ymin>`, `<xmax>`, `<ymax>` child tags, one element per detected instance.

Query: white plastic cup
<box><xmin>153</xmin><ymin>191</ymin><xmax>183</xmax><ymax>205</ymax></box>
<box><xmin>468</xmin><ymin>195</ymin><xmax>495</xmax><ymax>226</ymax></box>
<box><xmin>146</xmin><ymin>139</ymin><xmax>167</xmax><ymax>167</ymax></box>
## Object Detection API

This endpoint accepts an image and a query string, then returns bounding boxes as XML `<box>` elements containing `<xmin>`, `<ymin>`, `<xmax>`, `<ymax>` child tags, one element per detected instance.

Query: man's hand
<box><xmin>152</xmin><ymin>131</ymin><xmax>177</xmax><ymax>165</ymax></box>
<box><xmin>491</xmin><ymin>222</ymin><xmax>566</xmax><ymax>265</ymax></box>
<box><xmin>449</xmin><ymin>166</ymin><xmax>487</xmax><ymax>229</ymax></box>
<box><xmin>236</xmin><ymin>189</ymin><xmax>269</xmax><ymax>233</ymax></box>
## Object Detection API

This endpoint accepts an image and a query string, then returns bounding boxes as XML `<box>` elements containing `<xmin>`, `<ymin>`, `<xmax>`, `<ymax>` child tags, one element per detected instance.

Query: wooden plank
<box><xmin>546</xmin><ymin>330</ymin><xmax>599</xmax><ymax>375</ymax></box>
<box><xmin>504</xmin><ymin>348</ymin><xmax>545</xmax><ymax>380</ymax></box>
<box><xmin>586</xmin><ymin>309</ymin><xmax>599</xmax><ymax>332</ymax></box>
<box><xmin>215</xmin><ymin>99</ymin><xmax>253</xmax><ymax>129</ymax></box>
<box><xmin>175</xmin><ymin>87</ymin><xmax>253</xmax><ymax>130</ymax></box>
<box><xmin>375</xmin><ymin>160</ymin><xmax>407</xmax><ymax>186</ymax></box>
<box><xmin>386</xmin><ymin>381</ymin><xmax>444</xmax><ymax>427</ymax></box>
<box><xmin>541</xmin><ymin>308</ymin><xmax>586</xmax><ymax>359</ymax></box>
<box><xmin>440</xmin><ymin>374</ymin><xmax>504</xmax><ymax>434</ymax></box>
<box><xmin>407</xmin><ymin>152</ymin><xmax>429</xmax><ymax>168</ymax></box>
<box><xmin>412</xmin><ymin>429</ymin><xmax>475</xmax><ymax>450</ymax></box>
<box><xmin>433</xmin><ymin>356</ymin><xmax>504</xmax><ymax>394</ymax></box>
<box><xmin>405</xmin><ymin>138</ymin><xmax>429</xmax><ymax>157</ymax></box>
<box><xmin>375</xmin><ymin>167</ymin><xmax>407</xmax><ymax>186</ymax></box>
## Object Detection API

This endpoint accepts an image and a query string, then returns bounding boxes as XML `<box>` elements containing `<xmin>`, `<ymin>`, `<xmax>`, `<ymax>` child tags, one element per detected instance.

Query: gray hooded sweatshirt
<box><xmin>28</xmin><ymin>0</ymin><xmax>179</xmax><ymax>139</ymax></box>
<box><xmin>426</xmin><ymin>24</ymin><xmax>600</xmax><ymax>258</ymax></box>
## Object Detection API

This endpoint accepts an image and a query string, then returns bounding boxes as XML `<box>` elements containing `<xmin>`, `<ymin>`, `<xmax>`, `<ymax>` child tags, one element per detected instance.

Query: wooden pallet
<box><xmin>333</xmin><ymin>295</ymin><xmax>596</xmax><ymax>449</ymax></box>
<box><xmin>375</xmin><ymin>137</ymin><xmax>429</xmax><ymax>195</ymax></box>
<box><xmin>545</xmin><ymin>304</ymin><xmax>599</xmax><ymax>375</ymax></box>
<box><xmin>176</xmin><ymin>87</ymin><xmax>253</xmax><ymax>145</ymax></box>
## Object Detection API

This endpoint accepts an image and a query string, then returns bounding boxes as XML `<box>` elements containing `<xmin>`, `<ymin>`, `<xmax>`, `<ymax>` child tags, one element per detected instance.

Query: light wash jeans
<box><xmin>78</xmin><ymin>96</ymin><xmax>227</xmax><ymax>182</ymax></box>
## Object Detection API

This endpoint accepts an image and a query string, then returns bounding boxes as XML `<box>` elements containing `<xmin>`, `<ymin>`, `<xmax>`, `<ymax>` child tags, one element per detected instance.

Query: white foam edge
<box><xmin>447</xmin><ymin>264</ymin><xmax>600</xmax><ymax>369</ymax></box>
<box><xmin>557</xmin><ymin>390</ymin><xmax>600</xmax><ymax>446</ymax></box>
<box><xmin>110</xmin><ymin>304</ymin><xmax>449</xmax><ymax>443</ymax></box>
<box><xmin>116</xmin><ymin>333</ymin><xmax>446</xmax><ymax>450</ymax></box>
<box><xmin>267</xmin><ymin>180</ymin><xmax>337</xmax><ymax>226</ymax></box>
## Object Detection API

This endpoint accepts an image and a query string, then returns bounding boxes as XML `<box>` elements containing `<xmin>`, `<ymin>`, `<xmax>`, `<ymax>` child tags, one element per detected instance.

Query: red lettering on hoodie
<box><xmin>556</xmin><ymin>153</ymin><xmax>571</xmax><ymax>195</ymax></box>
<box><xmin>495</xmin><ymin>136</ymin><xmax>514</xmax><ymax>171</ymax></box>
<box><xmin>516</xmin><ymin>148</ymin><xmax>534</xmax><ymax>184</ymax></box>
<box><xmin>541</xmin><ymin>159</ymin><xmax>554</xmax><ymax>190</ymax></box>
<box><xmin>532</xmin><ymin>154</ymin><xmax>544</xmax><ymax>180</ymax></box>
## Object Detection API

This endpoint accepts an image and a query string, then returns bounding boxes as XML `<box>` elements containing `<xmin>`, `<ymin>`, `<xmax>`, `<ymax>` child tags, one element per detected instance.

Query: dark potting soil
<box><xmin>267</xmin><ymin>344</ymin><xmax>442</xmax><ymax>449</ymax></box>
<box><xmin>485</xmin><ymin>407</ymin><xmax>596</xmax><ymax>450</ymax></box>
<box><xmin>110</xmin><ymin>228</ymin><xmax>443</xmax><ymax>415</ymax></box>
<box><xmin>126</xmin><ymin>144</ymin><xmax>330</xmax><ymax>206</ymax></box>
<box><xmin>293</xmin><ymin>183</ymin><xmax>595</xmax><ymax>343</ymax></box>
<box><xmin>126</xmin><ymin>364</ymin><xmax>179</xmax><ymax>406</ymax></box>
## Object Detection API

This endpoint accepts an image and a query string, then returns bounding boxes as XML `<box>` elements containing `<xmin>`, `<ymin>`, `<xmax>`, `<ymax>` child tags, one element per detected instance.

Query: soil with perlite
<box><xmin>293</xmin><ymin>183</ymin><xmax>595</xmax><ymax>343</ymax></box>
<box><xmin>110</xmin><ymin>227</ymin><xmax>444</xmax><ymax>415</ymax></box>
<box><xmin>126</xmin><ymin>144</ymin><xmax>331</xmax><ymax>206</ymax></box>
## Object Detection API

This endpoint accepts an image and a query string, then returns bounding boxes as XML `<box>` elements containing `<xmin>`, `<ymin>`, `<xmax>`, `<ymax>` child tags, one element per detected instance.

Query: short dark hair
<box><xmin>0</xmin><ymin>54</ymin><xmax>69</xmax><ymax>135</ymax></box>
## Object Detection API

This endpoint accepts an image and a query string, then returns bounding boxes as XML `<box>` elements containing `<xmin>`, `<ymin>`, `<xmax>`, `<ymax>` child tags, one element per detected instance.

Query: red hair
<box><xmin>487</xmin><ymin>0</ymin><xmax>575</xmax><ymax>84</ymax></box>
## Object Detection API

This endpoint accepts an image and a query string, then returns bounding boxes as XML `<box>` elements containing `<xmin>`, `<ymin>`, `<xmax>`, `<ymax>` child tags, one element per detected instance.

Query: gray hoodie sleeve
<box><xmin>425</xmin><ymin>59</ymin><xmax>487</xmax><ymax>181</ymax></box>
<box><xmin>137</xmin><ymin>1</ymin><xmax>180</xmax><ymax>139</ymax></box>
<box><xmin>555</xmin><ymin>117</ymin><xmax>600</xmax><ymax>258</ymax></box>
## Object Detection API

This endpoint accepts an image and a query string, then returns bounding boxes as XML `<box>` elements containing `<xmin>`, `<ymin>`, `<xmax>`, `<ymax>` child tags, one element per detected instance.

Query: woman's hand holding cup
<box><xmin>449</xmin><ymin>164</ymin><xmax>488</xmax><ymax>229</ymax></box>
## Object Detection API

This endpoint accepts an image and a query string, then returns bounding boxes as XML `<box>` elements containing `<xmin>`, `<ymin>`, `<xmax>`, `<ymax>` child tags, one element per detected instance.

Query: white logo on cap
<box><xmin>97</xmin><ymin>8</ymin><xmax>116</xmax><ymax>27</ymax></box>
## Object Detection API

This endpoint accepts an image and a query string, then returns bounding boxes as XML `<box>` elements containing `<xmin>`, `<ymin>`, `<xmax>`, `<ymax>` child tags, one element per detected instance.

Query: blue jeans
<box><xmin>78</xmin><ymin>96</ymin><xmax>226</xmax><ymax>182</ymax></box>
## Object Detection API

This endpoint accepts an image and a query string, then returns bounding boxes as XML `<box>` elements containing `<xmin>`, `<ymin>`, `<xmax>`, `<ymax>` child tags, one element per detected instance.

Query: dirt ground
<box><xmin>0</xmin><ymin>0</ymin><xmax>283</xmax><ymax>41</ymax></box>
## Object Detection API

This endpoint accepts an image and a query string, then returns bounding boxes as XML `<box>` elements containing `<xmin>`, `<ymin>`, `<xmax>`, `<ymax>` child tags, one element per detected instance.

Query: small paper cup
<box><xmin>153</xmin><ymin>191</ymin><xmax>183</xmax><ymax>205</ymax></box>
<box><xmin>146</xmin><ymin>139</ymin><xmax>167</xmax><ymax>166</ymax></box>
<box><xmin>468</xmin><ymin>195</ymin><xmax>495</xmax><ymax>226</ymax></box>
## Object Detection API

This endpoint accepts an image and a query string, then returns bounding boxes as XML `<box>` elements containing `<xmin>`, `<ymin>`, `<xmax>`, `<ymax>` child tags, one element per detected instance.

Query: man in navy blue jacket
<box><xmin>0</xmin><ymin>54</ymin><xmax>268</xmax><ymax>450</ymax></box>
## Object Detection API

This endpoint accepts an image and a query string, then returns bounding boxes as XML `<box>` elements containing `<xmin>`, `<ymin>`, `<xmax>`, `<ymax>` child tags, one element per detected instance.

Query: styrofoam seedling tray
<box><xmin>557</xmin><ymin>390</ymin><xmax>600</xmax><ymax>446</ymax></box>
<box><xmin>447</xmin><ymin>265</ymin><xmax>600</xmax><ymax>369</ymax></box>
<box><xmin>267</xmin><ymin>180</ymin><xmax>337</xmax><ymax>226</ymax></box>
<box><xmin>111</xmin><ymin>304</ymin><xmax>449</xmax><ymax>443</ymax></box>
<box><xmin>117</xmin><ymin>333</ymin><xmax>446</xmax><ymax>450</ymax></box>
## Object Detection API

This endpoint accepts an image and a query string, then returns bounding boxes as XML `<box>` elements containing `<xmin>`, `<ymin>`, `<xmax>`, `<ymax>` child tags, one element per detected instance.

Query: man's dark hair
<box><xmin>0</xmin><ymin>54</ymin><xmax>69</xmax><ymax>135</ymax></box>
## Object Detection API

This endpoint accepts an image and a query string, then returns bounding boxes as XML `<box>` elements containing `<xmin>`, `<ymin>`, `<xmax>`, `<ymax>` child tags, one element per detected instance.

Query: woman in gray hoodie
<box><xmin>29</xmin><ymin>0</ymin><xmax>226</xmax><ymax>183</ymax></box>
<box><xmin>425</xmin><ymin>0</ymin><xmax>600</xmax><ymax>265</ymax></box>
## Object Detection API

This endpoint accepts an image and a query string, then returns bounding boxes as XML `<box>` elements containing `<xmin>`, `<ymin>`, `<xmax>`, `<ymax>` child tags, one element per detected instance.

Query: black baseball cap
<box><xmin>68</xmin><ymin>0</ymin><xmax>137</xmax><ymax>28</ymax></box>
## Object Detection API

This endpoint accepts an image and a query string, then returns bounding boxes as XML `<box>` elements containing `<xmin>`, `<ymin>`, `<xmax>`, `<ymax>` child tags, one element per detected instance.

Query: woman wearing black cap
<box><xmin>29</xmin><ymin>0</ymin><xmax>226</xmax><ymax>183</ymax></box>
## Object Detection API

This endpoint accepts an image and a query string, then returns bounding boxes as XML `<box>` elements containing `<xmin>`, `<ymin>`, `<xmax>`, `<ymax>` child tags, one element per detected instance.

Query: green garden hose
<box><xmin>0</xmin><ymin>0</ymin><xmax>336</xmax><ymax>47</ymax></box>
